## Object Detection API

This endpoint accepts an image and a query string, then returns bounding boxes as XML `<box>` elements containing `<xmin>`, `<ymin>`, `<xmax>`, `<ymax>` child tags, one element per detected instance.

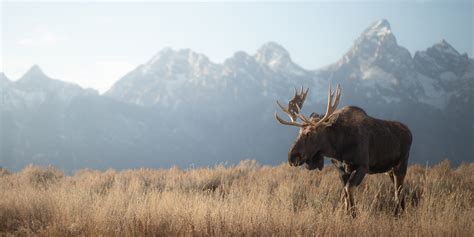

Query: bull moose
<box><xmin>275</xmin><ymin>85</ymin><xmax>412</xmax><ymax>216</ymax></box>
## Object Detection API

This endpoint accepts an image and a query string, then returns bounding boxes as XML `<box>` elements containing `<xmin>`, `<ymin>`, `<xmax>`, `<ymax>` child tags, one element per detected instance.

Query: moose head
<box><xmin>275</xmin><ymin>84</ymin><xmax>341</xmax><ymax>170</ymax></box>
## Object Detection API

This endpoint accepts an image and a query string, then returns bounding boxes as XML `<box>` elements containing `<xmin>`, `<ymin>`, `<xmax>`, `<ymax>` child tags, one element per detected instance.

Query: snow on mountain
<box><xmin>318</xmin><ymin>19</ymin><xmax>473</xmax><ymax>110</ymax></box>
<box><xmin>254</xmin><ymin>42</ymin><xmax>306</xmax><ymax>75</ymax></box>
<box><xmin>105</xmin><ymin>20</ymin><xmax>472</xmax><ymax>112</ymax></box>
<box><xmin>4</xmin><ymin>20</ymin><xmax>471</xmax><ymax>115</ymax></box>
<box><xmin>413</xmin><ymin>40</ymin><xmax>474</xmax><ymax>109</ymax></box>
<box><xmin>316</xmin><ymin>19</ymin><xmax>418</xmax><ymax>106</ymax></box>
<box><xmin>335</xmin><ymin>19</ymin><xmax>414</xmax><ymax>76</ymax></box>
<box><xmin>414</xmin><ymin>40</ymin><xmax>472</xmax><ymax>80</ymax></box>
<box><xmin>106</xmin><ymin>42</ymin><xmax>317</xmax><ymax>107</ymax></box>
<box><xmin>140</xmin><ymin>48</ymin><xmax>222</xmax><ymax>80</ymax></box>
<box><xmin>1</xmin><ymin>65</ymin><xmax>98</xmax><ymax>110</ymax></box>
<box><xmin>105</xmin><ymin>48</ymin><xmax>227</xmax><ymax>107</ymax></box>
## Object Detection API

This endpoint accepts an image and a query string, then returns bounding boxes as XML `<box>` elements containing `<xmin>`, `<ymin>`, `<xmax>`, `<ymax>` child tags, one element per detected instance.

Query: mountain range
<box><xmin>1</xmin><ymin>19</ymin><xmax>473</xmax><ymax>172</ymax></box>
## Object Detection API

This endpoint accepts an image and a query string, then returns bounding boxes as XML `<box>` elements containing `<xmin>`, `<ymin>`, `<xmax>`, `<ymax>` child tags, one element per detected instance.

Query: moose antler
<box><xmin>275</xmin><ymin>84</ymin><xmax>341</xmax><ymax>128</ymax></box>
<box><xmin>313</xmin><ymin>84</ymin><xmax>341</xmax><ymax>126</ymax></box>
<box><xmin>275</xmin><ymin>86</ymin><xmax>310</xmax><ymax>127</ymax></box>
<box><xmin>275</xmin><ymin>86</ymin><xmax>309</xmax><ymax>122</ymax></box>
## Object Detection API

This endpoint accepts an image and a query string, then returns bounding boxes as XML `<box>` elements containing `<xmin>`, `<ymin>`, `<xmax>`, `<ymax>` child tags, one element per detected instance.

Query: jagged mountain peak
<box><xmin>355</xmin><ymin>19</ymin><xmax>397</xmax><ymax>50</ymax></box>
<box><xmin>414</xmin><ymin>39</ymin><xmax>472</xmax><ymax>80</ymax></box>
<box><xmin>2</xmin><ymin>66</ymin><xmax>98</xmax><ymax>109</ymax></box>
<box><xmin>256</xmin><ymin>42</ymin><xmax>290</xmax><ymax>58</ymax></box>
<box><xmin>347</xmin><ymin>19</ymin><xmax>402</xmax><ymax>63</ymax></box>
<box><xmin>19</xmin><ymin>65</ymin><xmax>49</xmax><ymax>82</ymax></box>
<box><xmin>432</xmin><ymin>39</ymin><xmax>461</xmax><ymax>56</ymax></box>
<box><xmin>140</xmin><ymin>47</ymin><xmax>214</xmax><ymax>76</ymax></box>
<box><xmin>363</xmin><ymin>19</ymin><xmax>392</xmax><ymax>38</ymax></box>
<box><xmin>148</xmin><ymin>48</ymin><xmax>210</xmax><ymax>65</ymax></box>
<box><xmin>254</xmin><ymin>42</ymin><xmax>294</xmax><ymax>71</ymax></box>
<box><xmin>14</xmin><ymin>65</ymin><xmax>94</xmax><ymax>94</ymax></box>
<box><xmin>329</xmin><ymin>19</ymin><xmax>414</xmax><ymax>84</ymax></box>
<box><xmin>16</xmin><ymin>65</ymin><xmax>54</xmax><ymax>90</ymax></box>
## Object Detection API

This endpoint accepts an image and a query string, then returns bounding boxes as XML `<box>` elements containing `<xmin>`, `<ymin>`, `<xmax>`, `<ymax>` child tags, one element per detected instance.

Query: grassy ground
<box><xmin>0</xmin><ymin>160</ymin><xmax>472</xmax><ymax>236</ymax></box>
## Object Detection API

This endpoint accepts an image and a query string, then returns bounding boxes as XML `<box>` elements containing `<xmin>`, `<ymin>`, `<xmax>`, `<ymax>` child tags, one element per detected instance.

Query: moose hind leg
<box><xmin>393</xmin><ymin>157</ymin><xmax>408</xmax><ymax>214</ymax></box>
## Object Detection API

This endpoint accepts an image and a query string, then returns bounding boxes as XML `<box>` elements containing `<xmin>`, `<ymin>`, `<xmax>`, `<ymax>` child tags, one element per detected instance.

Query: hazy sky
<box><xmin>1</xmin><ymin>1</ymin><xmax>472</xmax><ymax>93</ymax></box>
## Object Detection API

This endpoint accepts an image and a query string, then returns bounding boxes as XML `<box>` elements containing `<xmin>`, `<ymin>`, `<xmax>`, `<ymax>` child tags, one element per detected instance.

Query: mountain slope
<box><xmin>1</xmin><ymin>20</ymin><xmax>472</xmax><ymax>172</ymax></box>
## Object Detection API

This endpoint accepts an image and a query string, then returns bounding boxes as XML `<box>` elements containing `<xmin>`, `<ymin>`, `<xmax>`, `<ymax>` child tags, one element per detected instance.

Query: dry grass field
<box><xmin>0</xmin><ymin>160</ymin><xmax>473</xmax><ymax>236</ymax></box>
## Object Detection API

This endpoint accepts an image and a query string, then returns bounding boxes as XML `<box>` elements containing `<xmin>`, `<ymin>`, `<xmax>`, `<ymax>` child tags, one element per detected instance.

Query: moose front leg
<box><xmin>332</xmin><ymin>160</ymin><xmax>350</xmax><ymax>185</ymax></box>
<box><xmin>332</xmin><ymin>161</ymin><xmax>351</xmax><ymax>203</ymax></box>
<box><xmin>344</xmin><ymin>166</ymin><xmax>367</xmax><ymax>217</ymax></box>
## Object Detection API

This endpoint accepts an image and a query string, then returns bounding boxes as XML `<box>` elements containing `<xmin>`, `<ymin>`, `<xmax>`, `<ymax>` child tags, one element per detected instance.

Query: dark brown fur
<box><xmin>288</xmin><ymin>106</ymin><xmax>412</xmax><ymax>215</ymax></box>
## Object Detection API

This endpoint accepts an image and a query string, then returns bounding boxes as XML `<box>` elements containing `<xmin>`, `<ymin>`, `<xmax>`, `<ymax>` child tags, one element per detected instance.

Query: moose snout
<box><xmin>288</xmin><ymin>152</ymin><xmax>303</xmax><ymax>166</ymax></box>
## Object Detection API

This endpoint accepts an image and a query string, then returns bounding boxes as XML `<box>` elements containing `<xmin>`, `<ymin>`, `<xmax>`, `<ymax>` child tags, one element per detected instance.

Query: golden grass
<box><xmin>0</xmin><ymin>160</ymin><xmax>473</xmax><ymax>236</ymax></box>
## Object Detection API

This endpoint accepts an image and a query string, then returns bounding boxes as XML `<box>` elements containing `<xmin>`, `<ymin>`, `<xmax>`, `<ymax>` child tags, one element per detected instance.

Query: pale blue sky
<box><xmin>1</xmin><ymin>1</ymin><xmax>473</xmax><ymax>93</ymax></box>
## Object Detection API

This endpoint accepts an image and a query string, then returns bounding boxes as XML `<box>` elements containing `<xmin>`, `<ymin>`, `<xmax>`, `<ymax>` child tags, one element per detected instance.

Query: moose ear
<box><xmin>309</xmin><ymin>112</ymin><xmax>320</xmax><ymax>119</ymax></box>
<box><xmin>325</xmin><ymin>113</ymin><xmax>340</xmax><ymax>127</ymax></box>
